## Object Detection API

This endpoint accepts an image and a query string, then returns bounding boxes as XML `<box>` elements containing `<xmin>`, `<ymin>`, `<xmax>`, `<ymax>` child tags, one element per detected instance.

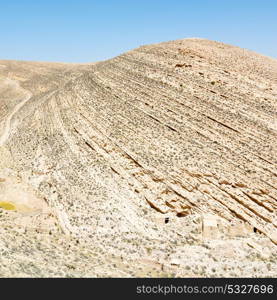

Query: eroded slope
<box><xmin>0</xmin><ymin>38</ymin><xmax>276</xmax><ymax>277</ymax></box>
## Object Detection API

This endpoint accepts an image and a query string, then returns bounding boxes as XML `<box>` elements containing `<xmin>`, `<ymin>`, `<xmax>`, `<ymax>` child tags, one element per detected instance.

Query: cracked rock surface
<box><xmin>0</xmin><ymin>38</ymin><xmax>276</xmax><ymax>277</ymax></box>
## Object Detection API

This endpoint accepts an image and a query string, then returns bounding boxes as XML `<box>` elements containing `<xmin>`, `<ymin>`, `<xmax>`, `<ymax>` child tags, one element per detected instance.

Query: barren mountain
<box><xmin>0</xmin><ymin>38</ymin><xmax>276</xmax><ymax>277</ymax></box>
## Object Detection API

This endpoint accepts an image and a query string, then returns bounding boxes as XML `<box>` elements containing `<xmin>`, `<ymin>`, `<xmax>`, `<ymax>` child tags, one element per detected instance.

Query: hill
<box><xmin>0</xmin><ymin>38</ymin><xmax>276</xmax><ymax>277</ymax></box>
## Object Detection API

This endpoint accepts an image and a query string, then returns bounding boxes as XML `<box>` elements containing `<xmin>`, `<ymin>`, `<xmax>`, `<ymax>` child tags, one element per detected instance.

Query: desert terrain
<box><xmin>0</xmin><ymin>38</ymin><xmax>276</xmax><ymax>277</ymax></box>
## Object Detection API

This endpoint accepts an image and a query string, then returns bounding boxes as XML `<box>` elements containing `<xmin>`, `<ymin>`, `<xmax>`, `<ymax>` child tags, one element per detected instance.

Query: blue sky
<box><xmin>0</xmin><ymin>0</ymin><xmax>276</xmax><ymax>62</ymax></box>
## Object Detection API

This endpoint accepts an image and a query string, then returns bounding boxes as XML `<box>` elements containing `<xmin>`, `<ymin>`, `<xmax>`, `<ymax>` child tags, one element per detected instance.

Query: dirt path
<box><xmin>0</xmin><ymin>80</ymin><xmax>32</xmax><ymax>146</ymax></box>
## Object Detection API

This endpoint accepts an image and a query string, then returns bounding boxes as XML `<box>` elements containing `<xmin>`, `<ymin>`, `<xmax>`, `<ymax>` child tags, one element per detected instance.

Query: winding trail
<box><xmin>0</xmin><ymin>80</ymin><xmax>32</xmax><ymax>146</ymax></box>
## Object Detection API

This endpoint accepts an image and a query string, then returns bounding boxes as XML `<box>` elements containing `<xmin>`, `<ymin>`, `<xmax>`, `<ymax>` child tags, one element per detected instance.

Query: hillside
<box><xmin>0</xmin><ymin>38</ymin><xmax>276</xmax><ymax>277</ymax></box>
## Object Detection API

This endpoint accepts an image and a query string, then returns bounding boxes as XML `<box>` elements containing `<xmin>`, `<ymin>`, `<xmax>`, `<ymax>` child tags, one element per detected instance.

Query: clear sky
<box><xmin>0</xmin><ymin>0</ymin><xmax>276</xmax><ymax>62</ymax></box>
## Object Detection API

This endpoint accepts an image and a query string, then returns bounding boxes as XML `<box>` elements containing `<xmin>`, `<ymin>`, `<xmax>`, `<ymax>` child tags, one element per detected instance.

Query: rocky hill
<box><xmin>0</xmin><ymin>38</ymin><xmax>276</xmax><ymax>277</ymax></box>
